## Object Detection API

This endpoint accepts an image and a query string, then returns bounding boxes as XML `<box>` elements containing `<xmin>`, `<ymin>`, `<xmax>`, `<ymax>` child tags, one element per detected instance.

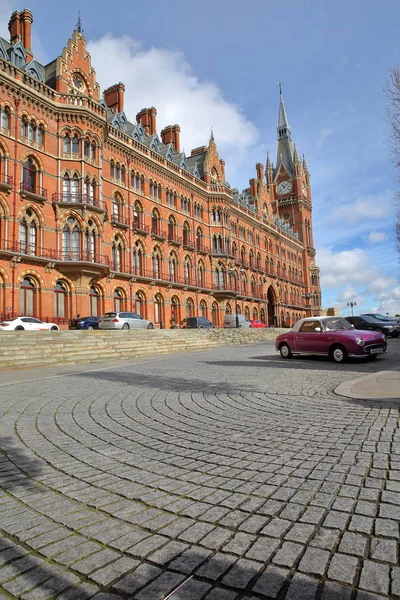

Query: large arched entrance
<box><xmin>267</xmin><ymin>286</ymin><xmax>277</xmax><ymax>327</ymax></box>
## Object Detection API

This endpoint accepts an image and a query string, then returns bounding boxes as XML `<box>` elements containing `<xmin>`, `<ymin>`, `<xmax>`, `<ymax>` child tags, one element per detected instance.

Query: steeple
<box><xmin>75</xmin><ymin>12</ymin><xmax>83</xmax><ymax>34</ymax></box>
<box><xmin>275</xmin><ymin>84</ymin><xmax>295</xmax><ymax>176</ymax></box>
<box><xmin>277</xmin><ymin>83</ymin><xmax>291</xmax><ymax>139</ymax></box>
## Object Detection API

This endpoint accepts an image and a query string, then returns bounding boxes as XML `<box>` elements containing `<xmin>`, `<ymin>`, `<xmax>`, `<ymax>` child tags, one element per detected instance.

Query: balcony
<box><xmin>52</xmin><ymin>193</ymin><xmax>106</xmax><ymax>213</ymax></box>
<box><xmin>167</xmin><ymin>233</ymin><xmax>182</xmax><ymax>247</ymax></box>
<box><xmin>20</xmin><ymin>181</ymin><xmax>47</xmax><ymax>203</ymax></box>
<box><xmin>151</xmin><ymin>227</ymin><xmax>167</xmax><ymax>242</ymax></box>
<box><xmin>111</xmin><ymin>214</ymin><xmax>130</xmax><ymax>230</ymax></box>
<box><xmin>182</xmin><ymin>236</ymin><xmax>196</xmax><ymax>251</ymax></box>
<box><xmin>132</xmin><ymin>220</ymin><xmax>149</xmax><ymax>236</ymax></box>
<box><xmin>196</xmin><ymin>243</ymin><xmax>210</xmax><ymax>255</ymax></box>
<box><xmin>0</xmin><ymin>240</ymin><xmax>110</xmax><ymax>276</ymax></box>
<box><xmin>212</xmin><ymin>283</ymin><xmax>236</xmax><ymax>299</ymax></box>
<box><xmin>211</xmin><ymin>248</ymin><xmax>232</xmax><ymax>259</ymax></box>
<box><xmin>0</xmin><ymin>172</ymin><xmax>13</xmax><ymax>194</ymax></box>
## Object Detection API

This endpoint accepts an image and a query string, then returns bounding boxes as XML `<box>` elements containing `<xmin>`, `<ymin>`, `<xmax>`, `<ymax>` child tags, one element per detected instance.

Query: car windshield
<box><xmin>322</xmin><ymin>317</ymin><xmax>353</xmax><ymax>331</ymax></box>
<box><xmin>103</xmin><ymin>312</ymin><xmax>117</xmax><ymax>318</ymax></box>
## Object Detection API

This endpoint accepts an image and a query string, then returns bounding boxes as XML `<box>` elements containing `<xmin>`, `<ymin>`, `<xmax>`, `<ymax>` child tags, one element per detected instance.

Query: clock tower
<box><xmin>273</xmin><ymin>86</ymin><xmax>320</xmax><ymax>312</ymax></box>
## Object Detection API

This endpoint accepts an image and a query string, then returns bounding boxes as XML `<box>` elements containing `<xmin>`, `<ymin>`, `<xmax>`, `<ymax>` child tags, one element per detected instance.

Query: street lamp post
<box><xmin>347</xmin><ymin>301</ymin><xmax>357</xmax><ymax>316</ymax></box>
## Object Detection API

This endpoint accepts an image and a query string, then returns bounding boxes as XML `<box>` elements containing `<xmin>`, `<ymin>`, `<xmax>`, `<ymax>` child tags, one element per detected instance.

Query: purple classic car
<box><xmin>275</xmin><ymin>316</ymin><xmax>387</xmax><ymax>363</ymax></box>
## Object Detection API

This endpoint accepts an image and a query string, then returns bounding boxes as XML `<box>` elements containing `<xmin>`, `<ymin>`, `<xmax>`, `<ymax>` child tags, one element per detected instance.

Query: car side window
<box><xmin>299</xmin><ymin>321</ymin><xmax>319</xmax><ymax>333</ymax></box>
<box><xmin>119</xmin><ymin>313</ymin><xmax>128</xmax><ymax>318</ymax></box>
<box><xmin>132</xmin><ymin>313</ymin><xmax>142</xmax><ymax>319</ymax></box>
<box><xmin>21</xmin><ymin>318</ymin><xmax>30</xmax><ymax>322</ymax></box>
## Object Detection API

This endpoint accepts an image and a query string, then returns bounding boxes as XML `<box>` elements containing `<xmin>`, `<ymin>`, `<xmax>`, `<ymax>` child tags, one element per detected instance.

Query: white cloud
<box><xmin>318</xmin><ymin>247</ymin><xmax>372</xmax><ymax>289</ymax></box>
<box><xmin>318</xmin><ymin>246</ymin><xmax>400</xmax><ymax>315</ymax></box>
<box><xmin>367</xmin><ymin>230</ymin><xmax>389</xmax><ymax>244</ymax></box>
<box><xmin>375</xmin><ymin>286</ymin><xmax>400</xmax><ymax>316</ymax></box>
<box><xmin>87</xmin><ymin>34</ymin><xmax>259</xmax><ymax>176</ymax></box>
<box><xmin>330</xmin><ymin>193</ymin><xmax>392</xmax><ymax>225</ymax></box>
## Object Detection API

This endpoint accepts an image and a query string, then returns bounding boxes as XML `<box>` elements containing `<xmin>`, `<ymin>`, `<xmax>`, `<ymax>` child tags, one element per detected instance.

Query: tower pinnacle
<box><xmin>275</xmin><ymin>85</ymin><xmax>294</xmax><ymax>174</ymax></box>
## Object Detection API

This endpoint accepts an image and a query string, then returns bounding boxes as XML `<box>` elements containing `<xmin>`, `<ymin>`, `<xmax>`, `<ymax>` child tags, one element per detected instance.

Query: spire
<box><xmin>302</xmin><ymin>154</ymin><xmax>308</xmax><ymax>173</ymax></box>
<box><xmin>75</xmin><ymin>12</ymin><xmax>83</xmax><ymax>34</ymax></box>
<box><xmin>293</xmin><ymin>143</ymin><xmax>299</xmax><ymax>163</ymax></box>
<box><xmin>266</xmin><ymin>152</ymin><xmax>271</xmax><ymax>169</ymax></box>
<box><xmin>275</xmin><ymin>84</ymin><xmax>294</xmax><ymax>175</ymax></box>
<box><xmin>210</xmin><ymin>126</ymin><xmax>214</xmax><ymax>141</ymax></box>
<box><xmin>277</xmin><ymin>82</ymin><xmax>291</xmax><ymax>139</ymax></box>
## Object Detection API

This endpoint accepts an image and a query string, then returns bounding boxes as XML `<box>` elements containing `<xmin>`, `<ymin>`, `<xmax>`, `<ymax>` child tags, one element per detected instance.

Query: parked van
<box><xmin>223</xmin><ymin>314</ymin><xmax>251</xmax><ymax>328</ymax></box>
<box><xmin>185</xmin><ymin>317</ymin><xmax>214</xmax><ymax>329</ymax></box>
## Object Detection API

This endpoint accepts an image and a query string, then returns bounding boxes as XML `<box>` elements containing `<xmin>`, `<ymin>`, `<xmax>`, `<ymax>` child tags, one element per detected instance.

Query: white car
<box><xmin>99</xmin><ymin>311</ymin><xmax>154</xmax><ymax>330</ymax></box>
<box><xmin>0</xmin><ymin>317</ymin><xmax>60</xmax><ymax>331</ymax></box>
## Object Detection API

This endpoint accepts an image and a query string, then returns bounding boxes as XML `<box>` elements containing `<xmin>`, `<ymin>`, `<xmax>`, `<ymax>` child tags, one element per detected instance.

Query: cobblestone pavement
<box><xmin>0</xmin><ymin>339</ymin><xmax>400</xmax><ymax>600</ymax></box>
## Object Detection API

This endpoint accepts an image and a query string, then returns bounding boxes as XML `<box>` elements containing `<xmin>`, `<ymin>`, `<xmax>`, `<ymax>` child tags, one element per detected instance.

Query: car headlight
<box><xmin>356</xmin><ymin>338</ymin><xmax>365</xmax><ymax>346</ymax></box>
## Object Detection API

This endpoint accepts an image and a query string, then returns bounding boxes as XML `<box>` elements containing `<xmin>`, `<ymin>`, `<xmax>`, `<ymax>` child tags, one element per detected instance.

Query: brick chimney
<box><xmin>8</xmin><ymin>11</ymin><xmax>22</xmax><ymax>45</ymax></box>
<box><xmin>136</xmin><ymin>108</ymin><xmax>151</xmax><ymax>134</ymax></box>
<box><xmin>161</xmin><ymin>125</ymin><xmax>174</xmax><ymax>146</ymax></box>
<box><xmin>150</xmin><ymin>107</ymin><xmax>157</xmax><ymax>135</ymax></box>
<box><xmin>256</xmin><ymin>162</ymin><xmax>264</xmax><ymax>181</ymax></box>
<box><xmin>161</xmin><ymin>124</ymin><xmax>180</xmax><ymax>151</ymax></box>
<box><xmin>20</xmin><ymin>9</ymin><xmax>33</xmax><ymax>52</ymax></box>
<box><xmin>190</xmin><ymin>146</ymin><xmax>207</xmax><ymax>157</ymax></box>
<box><xmin>250</xmin><ymin>178</ymin><xmax>257</xmax><ymax>197</ymax></box>
<box><xmin>172</xmin><ymin>125</ymin><xmax>180</xmax><ymax>152</ymax></box>
<box><xmin>104</xmin><ymin>82</ymin><xmax>125</xmax><ymax>113</ymax></box>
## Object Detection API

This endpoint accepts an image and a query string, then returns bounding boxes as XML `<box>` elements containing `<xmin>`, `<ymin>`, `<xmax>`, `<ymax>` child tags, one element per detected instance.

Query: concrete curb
<box><xmin>335</xmin><ymin>370</ymin><xmax>400</xmax><ymax>401</ymax></box>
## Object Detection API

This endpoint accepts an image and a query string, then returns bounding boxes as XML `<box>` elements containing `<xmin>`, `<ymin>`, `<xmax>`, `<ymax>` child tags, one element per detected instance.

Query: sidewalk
<box><xmin>335</xmin><ymin>370</ymin><xmax>400</xmax><ymax>400</ymax></box>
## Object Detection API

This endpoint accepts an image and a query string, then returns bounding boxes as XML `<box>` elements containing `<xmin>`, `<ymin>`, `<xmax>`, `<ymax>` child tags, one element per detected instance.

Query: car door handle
<box><xmin>295</xmin><ymin>336</ymin><xmax>302</xmax><ymax>339</ymax></box>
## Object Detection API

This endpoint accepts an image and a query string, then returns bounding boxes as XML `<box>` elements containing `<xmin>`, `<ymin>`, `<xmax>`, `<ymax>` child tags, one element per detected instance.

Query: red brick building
<box><xmin>0</xmin><ymin>10</ymin><xmax>321</xmax><ymax>328</ymax></box>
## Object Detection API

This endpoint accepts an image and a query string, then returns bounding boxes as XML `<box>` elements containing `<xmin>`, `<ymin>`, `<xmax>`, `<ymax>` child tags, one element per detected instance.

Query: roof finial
<box><xmin>210</xmin><ymin>126</ymin><xmax>214</xmax><ymax>141</ymax></box>
<box><xmin>278</xmin><ymin>81</ymin><xmax>283</xmax><ymax>96</ymax></box>
<box><xmin>76</xmin><ymin>12</ymin><xmax>83</xmax><ymax>34</ymax></box>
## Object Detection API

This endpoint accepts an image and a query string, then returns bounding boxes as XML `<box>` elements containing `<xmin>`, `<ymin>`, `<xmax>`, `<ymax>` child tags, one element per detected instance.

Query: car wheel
<box><xmin>147</xmin><ymin>323</ymin><xmax>154</xmax><ymax>330</ymax></box>
<box><xmin>122</xmin><ymin>323</ymin><xmax>130</xmax><ymax>330</ymax></box>
<box><xmin>50</xmin><ymin>326</ymin><xmax>58</xmax><ymax>330</ymax></box>
<box><xmin>279</xmin><ymin>343</ymin><xmax>292</xmax><ymax>358</ymax></box>
<box><xmin>330</xmin><ymin>344</ymin><xmax>348</xmax><ymax>364</ymax></box>
<box><xmin>15</xmin><ymin>325</ymin><xmax>24</xmax><ymax>330</ymax></box>
<box><xmin>87</xmin><ymin>325</ymin><xmax>94</xmax><ymax>330</ymax></box>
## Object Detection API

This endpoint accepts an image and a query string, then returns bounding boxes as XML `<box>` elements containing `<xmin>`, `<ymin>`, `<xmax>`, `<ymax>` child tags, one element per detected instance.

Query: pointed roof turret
<box><xmin>275</xmin><ymin>84</ymin><xmax>295</xmax><ymax>176</ymax></box>
<box><xmin>75</xmin><ymin>12</ymin><xmax>83</xmax><ymax>34</ymax></box>
<box><xmin>277</xmin><ymin>82</ymin><xmax>291</xmax><ymax>138</ymax></box>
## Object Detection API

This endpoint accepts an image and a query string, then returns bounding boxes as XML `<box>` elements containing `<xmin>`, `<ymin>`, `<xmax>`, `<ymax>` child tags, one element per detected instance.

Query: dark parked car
<box><xmin>185</xmin><ymin>317</ymin><xmax>214</xmax><ymax>329</ymax></box>
<box><xmin>345</xmin><ymin>316</ymin><xmax>400</xmax><ymax>338</ymax></box>
<box><xmin>275</xmin><ymin>316</ymin><xmax>387</xmax><ymax>363</ymax></box>
<box><xmin>69</xmin><ymin>316</ymin><xmax>101</xmax><ymax>330</ymax></box>
<box><xmin>361</xmin><ymin>313</ymin><xmax>400</xmax><ymax>325</ymax></box>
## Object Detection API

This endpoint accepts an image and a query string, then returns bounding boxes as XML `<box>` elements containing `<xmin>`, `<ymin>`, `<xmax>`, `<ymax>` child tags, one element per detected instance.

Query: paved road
<box><xmin>0</xmin><ymin>339</ymin><xmax>399</xmax><ymax>600</ymax></box>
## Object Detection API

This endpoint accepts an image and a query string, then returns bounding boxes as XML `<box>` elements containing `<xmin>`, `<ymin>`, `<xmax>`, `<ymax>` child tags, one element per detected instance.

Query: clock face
<box><xmin>302</xmin><ymin>181</ymin><xmax>307</xmax><ymax>196</ymax></box>
<box><xmin>72</xmin><ymin>74</ymin><xmax>85</xmax><ymax>92</ymax></box>
<box><xmin>276</xmin><ymin>180</ymin><xmax>292</xmax><ymax>195</ymax></box>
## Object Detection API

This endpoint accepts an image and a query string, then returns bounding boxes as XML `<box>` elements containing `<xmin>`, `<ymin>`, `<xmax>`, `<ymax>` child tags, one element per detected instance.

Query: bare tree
<box><xmin>386</xmin><ymin>68</ymin><xmax>400</xmax><ymax>258</ymax></box>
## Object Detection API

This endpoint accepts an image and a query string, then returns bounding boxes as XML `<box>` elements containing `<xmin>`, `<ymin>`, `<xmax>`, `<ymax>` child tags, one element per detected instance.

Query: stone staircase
<box><xmin>0</xmin><ymin>328</ymin><xmax>286</xmax><ymax>370</ymax></box>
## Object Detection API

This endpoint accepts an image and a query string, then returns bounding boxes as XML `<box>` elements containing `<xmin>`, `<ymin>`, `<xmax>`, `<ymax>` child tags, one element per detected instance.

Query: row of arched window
<box><xmin>11</xmin><ymin>276</ymin><xmax>253</xmax><ymax>327</ymax></box>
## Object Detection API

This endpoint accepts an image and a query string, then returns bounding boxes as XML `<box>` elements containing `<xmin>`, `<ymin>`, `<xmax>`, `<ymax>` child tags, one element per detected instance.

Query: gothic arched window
<box><xmin>54</xmin><ymin>281</ymin><xmax>67</xmax><ymax>318</ymax></box>
<box><xmin>62</xmin><ymin>216</ymin><xmax>80</xmax><ymax>260</ymax></box>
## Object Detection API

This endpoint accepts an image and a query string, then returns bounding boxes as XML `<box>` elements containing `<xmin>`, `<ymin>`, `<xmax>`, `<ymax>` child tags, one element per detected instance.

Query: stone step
<box><xmin>0</xmin><ymin>329</ymin><xmax>287</xmax><ymax>370</ymax></box>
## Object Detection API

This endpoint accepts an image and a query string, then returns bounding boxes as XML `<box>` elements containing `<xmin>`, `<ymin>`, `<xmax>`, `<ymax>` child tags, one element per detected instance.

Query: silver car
<box><xmin>99</xmin><ymin>311</ymin><xmax>154</xmax><ymax>330</ymax></box>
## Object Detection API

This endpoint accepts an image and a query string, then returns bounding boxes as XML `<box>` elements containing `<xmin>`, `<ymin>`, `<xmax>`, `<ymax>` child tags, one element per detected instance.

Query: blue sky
<box><xmin>2</xmin><ymin>0</ymin><xmax>400</xmax><ymax>314</ymax></box>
